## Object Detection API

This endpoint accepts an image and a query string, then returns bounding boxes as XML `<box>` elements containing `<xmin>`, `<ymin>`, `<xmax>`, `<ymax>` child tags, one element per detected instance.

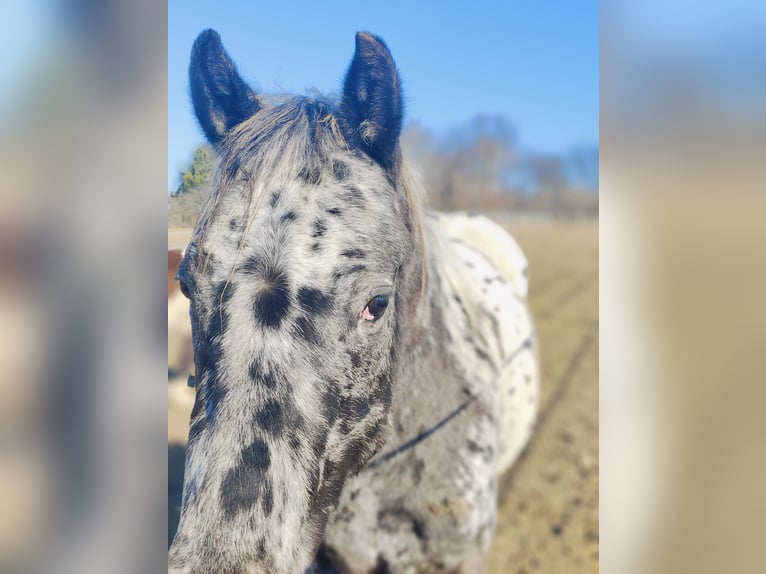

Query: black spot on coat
<box><xmin>342</xmin><ymin>185</ymin><xmax>365</xmax><ymax>206</ymax></box>
<box><xmin>255</xmin><ymin>399</ymin><xmax>284</xmax><ymax>434</ymax></box>
<box><xmin>297</xmin><ymin>287</ymin><xmax>333</xmax><ymax>315</ymax></box>
<box><xmin>220</xmin><ymin>439</ymin><xmax>272</xmax><ymax>519</ymax></box>
<box><xmin>249</xmin><ymin>359</ymin><xmax>278</xmax><ymax>389</ymax></box>
<box><xmin>240</xmin><ymin>255</ymin><xmax>262</xmax><ymax>275</ymax></box>
<box><xmin>253</xmin><ymin>268</ymin><xmax>290</xmax><ymax>328</ymax></box>
<box><xmin>298</xmin><ymin>165</ymin><xmax>322</xmax><ymax>185</ymax></box>
<box><xmin>311</xmin><ymin>219</ymin><xmax>327</xmax><ymax>238</ymax></box>
<box><xmin>332</xmin><ymin>160</ymin><xmax>349</xmax><ymax>181</ymax></box>
<box><xmin>340</xmin><ymin>248</ymin><xmax>366</xmax><ymax>259</ymax></box>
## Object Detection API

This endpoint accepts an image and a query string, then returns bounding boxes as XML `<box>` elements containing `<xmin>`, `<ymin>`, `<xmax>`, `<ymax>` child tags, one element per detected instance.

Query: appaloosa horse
<box><xmin>169</xmin><ymin>29</ymin><xmax>539</xmax><ymax>573</ymax></box>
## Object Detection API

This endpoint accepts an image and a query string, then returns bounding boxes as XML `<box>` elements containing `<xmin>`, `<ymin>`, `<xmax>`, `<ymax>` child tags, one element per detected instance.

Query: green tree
<box><xmin>174</xmin><ymin>144</ymin><xmax>215</xmax><ymax>196</ymax></box>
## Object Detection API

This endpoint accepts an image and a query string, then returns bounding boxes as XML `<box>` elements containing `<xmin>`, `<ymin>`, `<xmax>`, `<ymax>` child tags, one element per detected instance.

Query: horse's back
<box><xmin>433</xmin><ymin>211</ymin><xmax>540</xmax><ymax>474</ymax></box>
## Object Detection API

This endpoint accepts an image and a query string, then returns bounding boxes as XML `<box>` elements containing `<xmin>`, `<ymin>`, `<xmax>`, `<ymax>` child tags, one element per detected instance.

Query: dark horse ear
<box><xmin>339</xmin><ymin>32</ymin><xmax>403</xmax><ymax>170</ymax></box>
<box><xmin>189</xmin><ymin>29</ymin><xmax>260</xmax><ymax>146</ymax></box>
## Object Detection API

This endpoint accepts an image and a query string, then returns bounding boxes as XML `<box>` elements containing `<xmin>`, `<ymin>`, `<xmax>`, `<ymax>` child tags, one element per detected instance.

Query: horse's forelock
<box><xmin>193</xmin><ymin>96</ymin><xmax>427</xmax><ymax>296</ymax></box>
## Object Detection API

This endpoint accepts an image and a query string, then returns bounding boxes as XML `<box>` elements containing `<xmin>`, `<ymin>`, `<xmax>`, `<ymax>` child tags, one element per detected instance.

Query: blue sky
<box><xmin>168</xmin><ymin>1</ymin><xmax>599</xmax><ymax>191</ymax></box>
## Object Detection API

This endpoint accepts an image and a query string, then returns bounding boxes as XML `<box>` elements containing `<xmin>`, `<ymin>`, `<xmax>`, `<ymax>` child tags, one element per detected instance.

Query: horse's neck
<box><xmin>387</xmin><ymin>222</ymin><xmax>470</xmax><ymax>449</ymax></box>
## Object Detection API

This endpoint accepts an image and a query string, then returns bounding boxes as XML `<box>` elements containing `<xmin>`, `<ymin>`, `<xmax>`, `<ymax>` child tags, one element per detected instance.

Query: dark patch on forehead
<box><xmin>342</xmin><ymin>185</ymin><xmax>366</xmax><ymax>207</ymax></box>
<box><xmin>220</xmin><ymin>439</ymin><xmax>272</xmax><ymax>519</ymax></box>
<box><xmin>325</xmin><ymin>207</ymin><xmax>342</xmax><ymax>216</ymax></box>
<box><xmin>269</xmin><ymin>190</ymin><xmax>281</xmax><ymax>207</ymax></box>
<box><xmin>311</xmin><ymin>219</ymin><xmax>327</xmax><ymax>238</ymax></box>
<box><xmin>228</xmin><ymin>218</ymin><xmax>243</xmax><ymax>231</ymax></box>
<box><xmin>298</xmin><ymin>165</ymin><xmax>322</xmax><ymax>185</ymax></box>
<box><xmin>341</xmin><ymin>248</ymin><xmax>366</xmax><ymax>260</ymax></box>
<box><xmin>332</xmin><ymin>264</ymin><xmax>366</xmax><ymax>283</ymax></box>
<box><xmin>332</xmin><ymin>160</ymin><xmax>349</xmax><ymax>181</ymax></box>
<box><xmin>294</xmin><ymin>315</ymin><xmax>321</xmax><ymax>346</ymax></box>
<box><xmin>297</xmin><ymin>287</ymin><xmax>333</xmax><ymax>315</ymax></box>
<box><xmin>280</xmin><ymin>211</ymin><xmax>297</xmax><ymax>223</ymax></box>
<box><xmin>240</xmin><ymin>255</ymin><xmax>263</xmax><ymax>275</ymax></box>
<box><xmin>310</xmin><ymin>242</ymin><xmax>321</xmax><ymax>252</ymax></box>
<box><xmin>253</xmin><ymin>266</ymin><xmax>291</xmax><ymax>329</ymax></box>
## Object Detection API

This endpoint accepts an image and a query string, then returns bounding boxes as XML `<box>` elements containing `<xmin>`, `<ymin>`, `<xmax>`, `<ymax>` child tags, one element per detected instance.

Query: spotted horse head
<box><xmin>168</xmin><ymin>29</ymin><xmax>426</xmax><ymax>573</ymax></box>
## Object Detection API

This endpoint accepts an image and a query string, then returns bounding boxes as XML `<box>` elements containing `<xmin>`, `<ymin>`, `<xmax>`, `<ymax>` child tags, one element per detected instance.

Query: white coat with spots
<box><xmin>168</xmin><ymin>29</ymin><xmax>539</xmax><ymax>574</ymax></box>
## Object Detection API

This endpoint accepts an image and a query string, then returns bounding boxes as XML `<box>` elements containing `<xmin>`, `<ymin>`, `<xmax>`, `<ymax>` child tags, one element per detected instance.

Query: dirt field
<box><xmin>487</xmin><ymin>218</ymin><xmax>598</xmax><ymax>573</ymax></box>
<box><xmin>167</xmin><ymin>219</ymin><xmax>598</xmax><ymax>570</ymax></box>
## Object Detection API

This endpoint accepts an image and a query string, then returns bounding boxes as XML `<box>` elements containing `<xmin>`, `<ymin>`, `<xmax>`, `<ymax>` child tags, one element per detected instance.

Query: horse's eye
<box><xmin>361</xmin><ymin>294</ymin><xmax>389</xmax><ymax>321</ymax></box>
<box><xmin>179</xmin><ymin>279</ymin><xmax>192</xmax><ymax>299</ymax></box>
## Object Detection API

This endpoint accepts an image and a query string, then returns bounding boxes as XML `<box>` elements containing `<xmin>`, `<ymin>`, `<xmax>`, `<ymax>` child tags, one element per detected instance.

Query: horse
<box><xmin>169</xmin><ymin>29</ymin><xmax>539</xmax><ymax>573</ymax></box>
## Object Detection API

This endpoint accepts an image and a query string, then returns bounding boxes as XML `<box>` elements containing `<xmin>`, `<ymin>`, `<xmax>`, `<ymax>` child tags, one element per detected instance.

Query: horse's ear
<box><xmin>189</xmin><ymin>29</ymin><xmax>260</xmax><ymax>146</ymax></box>
<box><xmin>340</xmin><ymin>32</ymin><xmax>403</xmax><ymax>170</ymax></box>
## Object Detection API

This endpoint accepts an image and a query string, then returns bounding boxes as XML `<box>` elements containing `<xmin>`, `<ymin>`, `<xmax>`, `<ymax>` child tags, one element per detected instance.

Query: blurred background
<box><xmin>1</xmin><ymin>1</ymin><xmax>168</xmax><ymax>573</ymax></box>
<box><xmin>602</xmin><ymin>2</ymin><xmax>766</xmax><ymax>574</ymax></box>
